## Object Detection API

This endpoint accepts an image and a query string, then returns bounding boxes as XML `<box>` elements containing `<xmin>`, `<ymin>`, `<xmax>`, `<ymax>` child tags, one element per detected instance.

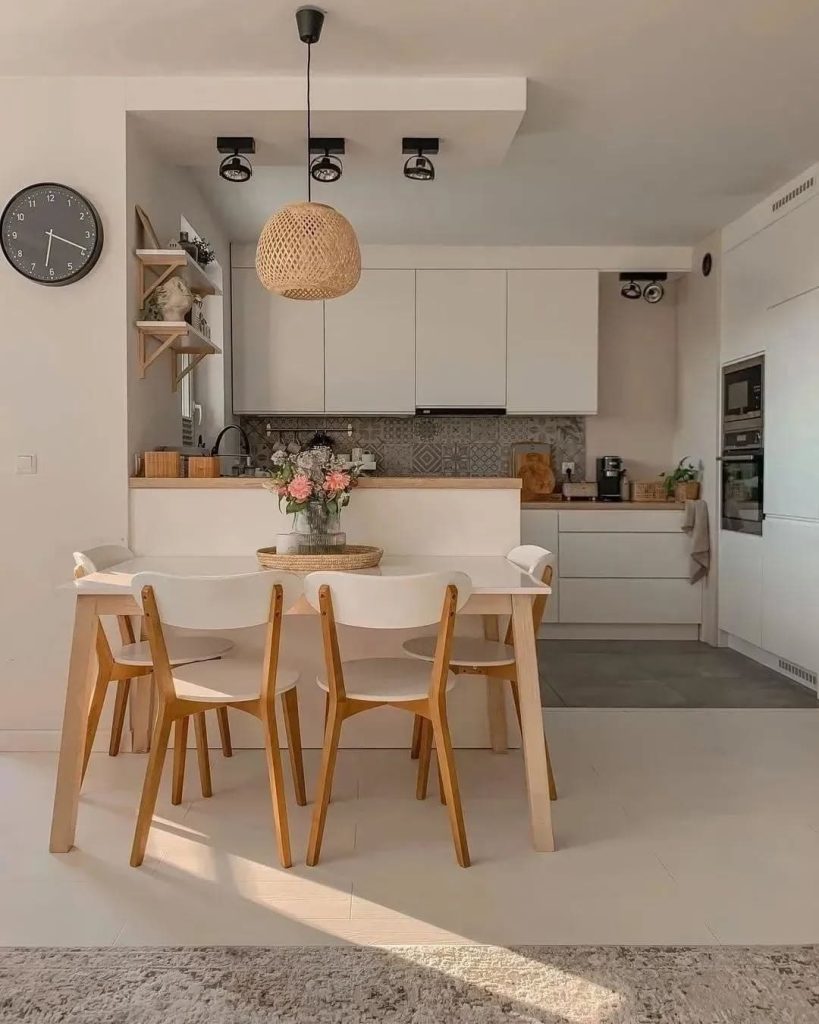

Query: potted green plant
<box><xmin>661</xmin><ymin>457</ymin><xmax>700</xmax><ymax>501</ymax></box>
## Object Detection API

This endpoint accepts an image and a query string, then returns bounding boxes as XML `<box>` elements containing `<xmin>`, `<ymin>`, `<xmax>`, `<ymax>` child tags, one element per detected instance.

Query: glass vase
<box><xmin>293</xmin><ymin>501</ymin><xmax>346</xmax><ymax>554</ymax></box>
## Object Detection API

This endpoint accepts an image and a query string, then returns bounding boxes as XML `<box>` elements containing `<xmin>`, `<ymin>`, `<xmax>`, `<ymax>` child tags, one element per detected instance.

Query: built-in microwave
<box><xmin>723</xmin><ymin>356</ymin><xmax>763</xmax><ymax>423</ymax></box>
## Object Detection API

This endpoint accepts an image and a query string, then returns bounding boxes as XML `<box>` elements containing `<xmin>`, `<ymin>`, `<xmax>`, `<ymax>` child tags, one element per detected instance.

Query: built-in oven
<box><xmin>721</xmin><ymin>421</ymin><xmax>763</xmax><ymax>535</ymax></box>
<box><xmin>723</xmin><ymin>356</ymin><xmax>763</xmax><ymax>423</ymax></box>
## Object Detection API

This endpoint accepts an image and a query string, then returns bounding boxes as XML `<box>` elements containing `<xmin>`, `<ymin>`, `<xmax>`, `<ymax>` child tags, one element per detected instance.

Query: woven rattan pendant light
<box><xmin>256</xmin><ymin>7</ymin><xmax>361</xmax><ymax>301</ymax></box>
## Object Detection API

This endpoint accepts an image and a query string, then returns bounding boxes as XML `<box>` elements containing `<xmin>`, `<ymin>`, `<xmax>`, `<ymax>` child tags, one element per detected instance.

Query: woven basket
<box><xmin>631</xmin><ymin>481</ymin><xmax>670</xmax><ymax>503</ymax></box>
<box><xmin>674</xmin><ymin>480</ymin><xmax>701</xmax><ymax>501</ymax></box>
<box><xmin>256</xmin><ymin>202</ymin><xmax>361</xmax><ymax>300</ymax></box>
<box><xmin>256</xmin><ymin>545</ymin><xmax>383</xmax><ymax>572</ymax></box>
<box><xmin>144</xmin><ymin>451</ymin><xmax>181</xmax><ymax>478</ymax></box>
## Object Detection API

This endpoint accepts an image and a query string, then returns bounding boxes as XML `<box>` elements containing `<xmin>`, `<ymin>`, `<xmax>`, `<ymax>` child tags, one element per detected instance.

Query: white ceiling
<box><xmin>15</xmin><ymin>0</ymin><xmax>819</xmax><ymax>244</ymax></box>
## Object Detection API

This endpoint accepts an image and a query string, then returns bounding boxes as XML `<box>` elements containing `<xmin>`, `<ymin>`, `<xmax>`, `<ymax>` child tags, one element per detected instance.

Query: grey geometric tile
<box><xmin>469</xmin><ymin>443</ymin><xmax>504</xmax><ymax>476</ymax></box>
<box><xmin>379</xmin><ymin>418</ymin><xmax>413</xmax><ymax>443</ymax></box>
<box><xmin>470</xmin><ymin>417</ymin><xmax>500</xmax><ymax>441</ymax></box>
<box><xmin>412</xmin><ymin>443</ymin><xmax>443</xmax><ymax>475</ymax></box>
<box><xmin>441</xmin><ymin>444</ymin><xmax>470</xmax><ymax>477</ymax></box>
<box><xmin>381</xmin><ymin>444</ymin><xmax>413</xmax><ymax>475</ymax></box>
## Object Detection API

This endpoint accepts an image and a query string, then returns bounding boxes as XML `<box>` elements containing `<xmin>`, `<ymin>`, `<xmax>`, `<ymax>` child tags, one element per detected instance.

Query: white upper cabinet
<box><xmin>231</xmin><ymin>267</ymin><xmax>325</xmax><ymax>414</ymax></box>
<box><xmin>324</xmin><ymin>270</ymin><xmax>415</xmax><ymax>414</ymax></box>
<box><xmin>722</xmin><ymin>231</ymin><xmax>771</xmax><ymax>364</ymax></box>
<box><xmin>762</xmin><ymin>196</ymin><xmax>819</xmax><ymax>309</ymax></box>
<box><xmin>506</xmin><ymin>270</ymin><xmax>599</xmax><ymax>414</ymax></box>
<box><xmin>764</xmin><ymin>287</ymin><xmax>819</xmax><ymax>521</ymax></box>
<box><xmin>415</xmin><ymin>270</ymin><xmax>507</xmax><ymax>408</ymax></box>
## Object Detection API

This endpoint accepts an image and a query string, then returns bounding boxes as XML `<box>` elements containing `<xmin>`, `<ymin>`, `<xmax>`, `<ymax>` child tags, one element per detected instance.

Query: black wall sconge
<box><xmin>618</xmin><ymin>271</ymin><xmax>668</xmax><ymax>303</ymax></box>
<box><xmin>310</xmin><ymin>138</ymin><xmax>345</xmax><ymax>183</ymax></box>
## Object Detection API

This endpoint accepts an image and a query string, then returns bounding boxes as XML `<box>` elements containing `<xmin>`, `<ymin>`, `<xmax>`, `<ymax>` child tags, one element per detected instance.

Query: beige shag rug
<box><xmin>1</xmin><ymin>945</ymin><xmax>817</xmax><ymax>1023</ymax></box>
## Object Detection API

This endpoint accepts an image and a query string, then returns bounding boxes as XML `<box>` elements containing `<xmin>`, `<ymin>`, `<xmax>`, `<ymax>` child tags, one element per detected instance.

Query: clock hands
<box><xmin>45</xmin><ymin>229</ymin><xmax>88</xmax><ymax>255</ymax></box>
<box><xmin>44</xmin><ymin>231</ymin><xmax>53</xmax><ymax>268</ymax></box>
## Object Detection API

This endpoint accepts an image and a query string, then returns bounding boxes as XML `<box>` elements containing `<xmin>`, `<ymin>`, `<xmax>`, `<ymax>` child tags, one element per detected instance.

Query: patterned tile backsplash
<box><xmin>240</xmin><ymin>415</ymin><xmax>586</xmax><ymax>479</ymax></box>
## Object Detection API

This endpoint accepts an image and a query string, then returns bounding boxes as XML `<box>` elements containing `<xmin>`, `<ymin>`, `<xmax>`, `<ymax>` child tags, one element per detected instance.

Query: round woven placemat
<box><xmin>256</xmin><ymin>545</ymin><xmax>383</xmax><ymax>571</ymax></box>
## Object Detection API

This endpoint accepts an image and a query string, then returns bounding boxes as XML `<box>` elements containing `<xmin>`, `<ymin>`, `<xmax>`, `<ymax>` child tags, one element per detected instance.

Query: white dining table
<box><xmin>50</xmin><ymin>554</ymin><xmax>555</xmax><ymax>855</ymax></box>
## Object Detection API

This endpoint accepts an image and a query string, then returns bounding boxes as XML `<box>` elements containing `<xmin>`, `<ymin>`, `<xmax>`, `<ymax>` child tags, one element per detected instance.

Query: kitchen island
<box><xmin>127</xmin><ymin>477</ymin><xmax>526</xmax><ymax>751</ymax></box>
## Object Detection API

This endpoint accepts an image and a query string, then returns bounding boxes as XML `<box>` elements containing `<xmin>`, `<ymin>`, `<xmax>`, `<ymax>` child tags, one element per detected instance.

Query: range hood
<box><xmin>415</xmin><ymin>407</ymin><xmax>506</xmax><ymax>416</ymax></box>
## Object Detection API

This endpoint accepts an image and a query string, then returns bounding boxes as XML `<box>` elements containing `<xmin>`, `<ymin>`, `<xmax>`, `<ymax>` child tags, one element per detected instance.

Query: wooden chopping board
<box><xmin>513</xmin><ymin>449</ymin><xmax>557</xmax><ymax>502</ymax></box>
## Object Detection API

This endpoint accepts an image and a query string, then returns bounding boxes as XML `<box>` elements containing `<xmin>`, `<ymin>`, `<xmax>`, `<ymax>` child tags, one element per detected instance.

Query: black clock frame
<box><xmin>1</xmin><ymin>182</ymin><xmax>104</xmax><ymax>286</ymax></box>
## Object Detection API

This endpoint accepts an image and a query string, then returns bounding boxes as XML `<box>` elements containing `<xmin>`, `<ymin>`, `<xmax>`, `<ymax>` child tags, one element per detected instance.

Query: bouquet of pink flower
<box><xmin>263</xmin><ymin>447</ymin><xmax>361</xmax><ymax>518</ymax></box>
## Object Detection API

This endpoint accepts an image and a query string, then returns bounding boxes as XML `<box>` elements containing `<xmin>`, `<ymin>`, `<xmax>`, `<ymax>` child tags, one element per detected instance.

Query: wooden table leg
<box><xmin>49</xmin><ymin>595</ymin><xmax>99</xmax><ymax>853</ymax></box>
<box><xmin>511</xmin><ymin>594</ymin><xmax>555</xmax><ymax>852</ymax></box>
<box><xmin>483</xmin><ymin>614</ymin><xmax>508</xmax><ymax>753</ymax></box>
<box><xmin>129</xmin><ymin>617</ymin><xmax>153</xmax><ymax>752</ymax></box>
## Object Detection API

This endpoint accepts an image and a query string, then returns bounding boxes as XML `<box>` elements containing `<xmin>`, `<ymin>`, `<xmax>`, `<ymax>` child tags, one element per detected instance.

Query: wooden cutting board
<box><xmin>513</xmin><ymin>450</ymin><xmax>556</xmax><ymax>502</ymax></box>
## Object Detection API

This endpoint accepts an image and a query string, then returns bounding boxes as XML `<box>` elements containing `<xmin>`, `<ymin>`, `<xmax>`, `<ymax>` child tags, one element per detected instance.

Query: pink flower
<box><xmin>324</xmin><ymin>470</ymin><xmax>351</xmax><ymax>494</ymax></box>
<box><xmin>287</xmin><ymin>475</ymin><xmax>313</xmax><ymax>502</ymax></box>
<box><xmin>277</xmin><ymin>485</ymin><xmax>288</xmax><ymax>498</ymax></box>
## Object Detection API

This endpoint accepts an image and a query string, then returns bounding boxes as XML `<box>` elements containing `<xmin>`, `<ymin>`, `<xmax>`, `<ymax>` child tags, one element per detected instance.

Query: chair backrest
<box><xmin>303</xmin><ymin>571</ymin><xmax>472</xmax><ymax>629</ymax></box>
<box><xmin>73</xmin><ymin>545</ymin><xmax>134</xmax><ymax>578</ymax></box>
<box><xmin>131</xmin><ymin>571</ymin><xmax>303</xmax><ymax>630</ymax></box>
<box><xmin>507</xmin><ymin>544</ymin><xmax>554</xmax><ymax>582</ymax></box>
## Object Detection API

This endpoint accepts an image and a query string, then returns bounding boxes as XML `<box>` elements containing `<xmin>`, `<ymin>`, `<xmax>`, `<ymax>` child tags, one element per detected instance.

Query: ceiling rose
<box><xmin>256</xmin><ymin>7</ymin><xmax>361</xmax><ymax>301</ymax></box>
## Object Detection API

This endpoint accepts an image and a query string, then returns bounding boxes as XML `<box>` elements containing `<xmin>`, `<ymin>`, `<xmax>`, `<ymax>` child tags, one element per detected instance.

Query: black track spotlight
<box><xmin>217</xmin><ymin>136</ymin><xmax>255</xmax><ymax>183</ymax></box>
<box><xmin>403</xmin><ymin>137</ymin><xmax>439</xmax><ymax>181</ymax></box>
<box><xmin>619</xmin><ymin>271</ymin><xmax>667</xmax><ymax>302</ymax></box>
<box><xmin>309</xmin><ymin>138</ymin><xmax>344</xmax><ymax>183</ymax></box>
<box><xmin>621</xmin><ymin>279</ymin><xmax>642</xmax><ymax>300</ymax></box>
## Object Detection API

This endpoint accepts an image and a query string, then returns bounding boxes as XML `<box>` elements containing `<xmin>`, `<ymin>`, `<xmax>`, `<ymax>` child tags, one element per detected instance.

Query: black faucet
<box><xmin>211</xmin><ymin>424</ymin><xmax>251</xmax><ymax>457</ymax></box>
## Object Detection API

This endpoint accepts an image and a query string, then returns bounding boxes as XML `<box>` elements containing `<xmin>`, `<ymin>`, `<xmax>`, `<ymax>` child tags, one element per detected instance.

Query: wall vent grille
<box><xmin>771</xmin><ymin>176</ymin><xmax>815</xmax><ymax>214</ymax></box>
<box><xmin>777</xmin><ymin>658</ymin><xmax>817</xmax><ymax>690</ymax></box>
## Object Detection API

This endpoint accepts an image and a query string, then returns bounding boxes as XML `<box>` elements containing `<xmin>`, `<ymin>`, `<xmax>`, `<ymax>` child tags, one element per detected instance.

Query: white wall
<box><xmin>586</xmin><ymin>274</ymin><xmax>678</xmax><ymax>480</ymax></box>
<box><xmin>674</xmin><ymin>233</ymin><xmax>721</xmax><ymax>644</ymax></box>
<box><xmin>0</xmin><ymin>79</ymin><xmax>129</xmax><ymax>741</ymax></box>
<box><xmin>126</xmin><ymin>121</ymin><xmax>233</xmax><ymax>458</ymax></box>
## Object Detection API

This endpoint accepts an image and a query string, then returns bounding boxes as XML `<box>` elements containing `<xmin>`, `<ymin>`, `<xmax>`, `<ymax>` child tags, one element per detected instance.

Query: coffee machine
<box><xmin>596</xmin><ymin>456</ymin><xmax>624</xmax><ymax>502</ymax></box>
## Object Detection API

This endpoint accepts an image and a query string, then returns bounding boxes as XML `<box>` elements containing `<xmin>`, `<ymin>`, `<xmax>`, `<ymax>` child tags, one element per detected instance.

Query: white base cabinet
<box><xmin>523</xmin><ymin>507</ymin><xmax>702</xmax><ymax>635</ymax></box>
<box><xmin>760</xmin><ymin>517</ymin><xmax>819</xmax><ymax>674</ymax></box>
<box><xmin>718</xmin><ymin>530</ymin><xmax>763</xmax><ymax>648</ymax></box>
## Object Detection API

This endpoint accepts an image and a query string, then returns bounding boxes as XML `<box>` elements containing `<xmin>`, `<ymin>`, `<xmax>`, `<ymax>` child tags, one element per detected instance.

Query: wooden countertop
<box><xmin>522</xmin><ymin>500</ymin><xmax>684</xmax><ymax>510</ymax></box>
<box><xmin>130</xmin><ymin>476</ymin><xmax>522</xmax><ymax>490</ymax></box>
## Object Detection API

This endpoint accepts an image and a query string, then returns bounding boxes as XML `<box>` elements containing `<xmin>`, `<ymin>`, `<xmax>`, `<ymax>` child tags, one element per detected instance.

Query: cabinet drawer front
<box><xmin>559</xmin><ymin>578</ymin><xmax>702</xmax><ymax>624</ymax></box>
<box><xmin>520</xmin><ymin>509</ymin><xmax>559</xmax><ymax>622</ymax></box>
<box><xmin>558</xmin><ymin>510</ymin><xmax>685</xmax><ymax>533</ymax></box>
<box><xmin>560</xmin><ymin>532</ymin><xmax>690</xmax><ymax>578</ymax></box>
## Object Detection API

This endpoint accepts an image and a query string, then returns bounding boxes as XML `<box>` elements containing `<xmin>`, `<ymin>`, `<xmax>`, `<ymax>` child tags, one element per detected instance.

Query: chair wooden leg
<box><xmin>410</xmin><ymin>714</ymin><xmax>423</xmax><ymax>759</ymax></box>
<box><xmin>415</xmin><ymin>718</ymin><xmax>433</xmax><ymax>800</ymax></box>
<box><xmin>307</xmin><ymin>702</ymin><xmax>344</xmax><ymax>867</ymax></box>
<box><xmin>430</xmin><ymin>708</ymin><xmax>470</xmax><ymax>868</ymax></box>
<box><xmin>108</xmin><ymin>679</ymin><xmax>131</xmax><ymax>757</ymax></box>
<box><xmin>281</xmin><ymin>687</ymin><xmax>307</xmax><ymax>807</ymax></box>
<box><xmin>81</xmin><ymin>667</ymin><xmax>110</xmax><ymax>784</ymax></box>
<box><xmin>261</xmin><ymin>704</ymin><xmax>292</xmax><ymax>869</ymax></box>
<box><xmin>130</xmin><ymin>708</ymin><xmax>173</xmax><ymax>867</ymax></box>
<box><xmin>216</xmin><ymin>706</ymin><xmax>233</xmax><ymax>758</ymax></box>
<box><xmin>171</xmin><ymin>716</ymin><xmax>188</xmax><ymax>806</ymax></box>
<box><xmin>510</xmin><ymin>679</ymin><xmax>557</xmax><ymax>801</ymax></box>
<box><xmin>193</xmin><ymin>712</ymin><xmax>213</xmax><ymax>798</ymax></box>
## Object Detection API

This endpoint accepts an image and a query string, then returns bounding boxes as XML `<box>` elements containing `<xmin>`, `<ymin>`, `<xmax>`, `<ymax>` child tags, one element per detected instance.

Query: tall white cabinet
<box><xmin>415</xmin><ymin>270</ymin><xmax>507</xmax><ymax>408</ymax></box>
<box><xmin>506</xmin><ymin>270</ymin><xmax>599</xmax><ymax>414</ymax></box>
<box><xmin>323</xmin><ymin>270</ymin><xmax>415</xmax><ymax>414</ymax></box>
<box><xmin>231</xmin><ymin>267</ymin><xmax>325</xmax><ymax>414</ymax></box>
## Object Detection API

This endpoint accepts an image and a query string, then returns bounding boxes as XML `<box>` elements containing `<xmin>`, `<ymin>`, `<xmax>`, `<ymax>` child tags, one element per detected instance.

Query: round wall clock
<box><xmin>1</xmin><ymin>183</ymin><xmax>103</xmax><ymax>286</ymax></box>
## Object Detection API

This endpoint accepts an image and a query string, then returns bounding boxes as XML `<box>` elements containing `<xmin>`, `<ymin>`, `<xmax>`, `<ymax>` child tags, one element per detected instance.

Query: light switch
<box><xmin>15</xmin><ymin>454</ymin><xmax>37</xmax><ymax>475</ymax></box>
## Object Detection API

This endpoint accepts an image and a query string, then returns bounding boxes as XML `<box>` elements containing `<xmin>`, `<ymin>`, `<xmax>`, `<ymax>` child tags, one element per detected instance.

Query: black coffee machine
<box><xmin>596</xmin><ymin>456</ymin><xmax>624</xmax><ymax>502</ymax></box>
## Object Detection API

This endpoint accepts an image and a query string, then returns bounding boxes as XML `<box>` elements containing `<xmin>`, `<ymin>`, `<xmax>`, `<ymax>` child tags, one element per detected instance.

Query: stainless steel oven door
<box><xmin>721</xmin><ymin>451</ymin><xmax>764</xmax><ymax>535</ymax></box>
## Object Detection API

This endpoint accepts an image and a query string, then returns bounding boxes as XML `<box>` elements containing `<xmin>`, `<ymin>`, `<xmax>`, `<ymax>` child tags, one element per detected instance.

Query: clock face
<box><xmin>1</xmin><ymin>183</ymin><xmax>103</xmax><ymax>286</ymax></box>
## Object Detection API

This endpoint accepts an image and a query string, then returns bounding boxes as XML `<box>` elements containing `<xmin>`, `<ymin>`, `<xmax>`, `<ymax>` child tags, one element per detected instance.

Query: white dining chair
<box><xmin>73</xmin><ymin>546</ymin><xmax>234</xmax><ymax>786</ymax></box>
<box><xmin>304</xmin><ymin>570</ymin><xmax>473</xmax><ymax>867</ymax></box>
<box><xmin>129</xmin><ymin>571</ymin><xmax>306</xmax><ymax>868</ymax></box>
<box><xmin>403</xmin><ymin>544</ymin><xmax>558</xmax><ymax>801</ymax></box>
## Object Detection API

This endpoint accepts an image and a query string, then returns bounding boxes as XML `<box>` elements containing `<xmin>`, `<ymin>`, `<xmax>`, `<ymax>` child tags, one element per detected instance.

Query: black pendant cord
<box><xmin>306</xmin><ymin>41</ymin><xmax>312</xmax><ymax>203</ymax></box>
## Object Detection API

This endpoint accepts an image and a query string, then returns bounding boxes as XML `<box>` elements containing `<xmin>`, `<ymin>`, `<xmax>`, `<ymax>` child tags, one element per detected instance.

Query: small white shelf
<box><xmin>135</xmin><ymin>321</ymin><xmax>221</xmax><ymax>391</ymax></box>
<box><xmin>136</xmin><ymin>249</ymin><xmax>222</xmax><ymax>302</ymax></box>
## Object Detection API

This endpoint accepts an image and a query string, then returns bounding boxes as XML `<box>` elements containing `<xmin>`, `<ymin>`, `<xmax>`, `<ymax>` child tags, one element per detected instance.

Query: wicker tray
<box><xmin>631</xmin><ymin>481</ymin><xmax>671</xmax><ymax>503</ymax></box>
<box><xmin>256</xmin><ymin>545</ymin><xmax>383</xmax><ymax>571</ymax></box>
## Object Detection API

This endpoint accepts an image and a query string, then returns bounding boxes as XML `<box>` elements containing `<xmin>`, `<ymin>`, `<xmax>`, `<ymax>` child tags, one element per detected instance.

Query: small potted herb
<box><xmin>662</xmin><ymin>457</ymin><xmax>700</xmax><ymax>501</ymax></box>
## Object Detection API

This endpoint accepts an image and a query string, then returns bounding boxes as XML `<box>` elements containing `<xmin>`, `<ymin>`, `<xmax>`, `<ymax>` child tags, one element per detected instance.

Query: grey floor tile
<box><xmin>536</xmin><ymin>640</ymin><xmax>817</xmax><ymax>709</ymax></box>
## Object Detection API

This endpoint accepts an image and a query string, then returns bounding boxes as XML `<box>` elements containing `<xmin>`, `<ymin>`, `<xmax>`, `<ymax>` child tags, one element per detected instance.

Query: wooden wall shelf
<box><xmin>136</xmin><ymin>249</ymin><xmax>222</xmax><ymax>304</ymax></box>
<box><xmin>135</xmin><ymin>321</ymin><xmax>222</xmax><ymax>391</ymax></box>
